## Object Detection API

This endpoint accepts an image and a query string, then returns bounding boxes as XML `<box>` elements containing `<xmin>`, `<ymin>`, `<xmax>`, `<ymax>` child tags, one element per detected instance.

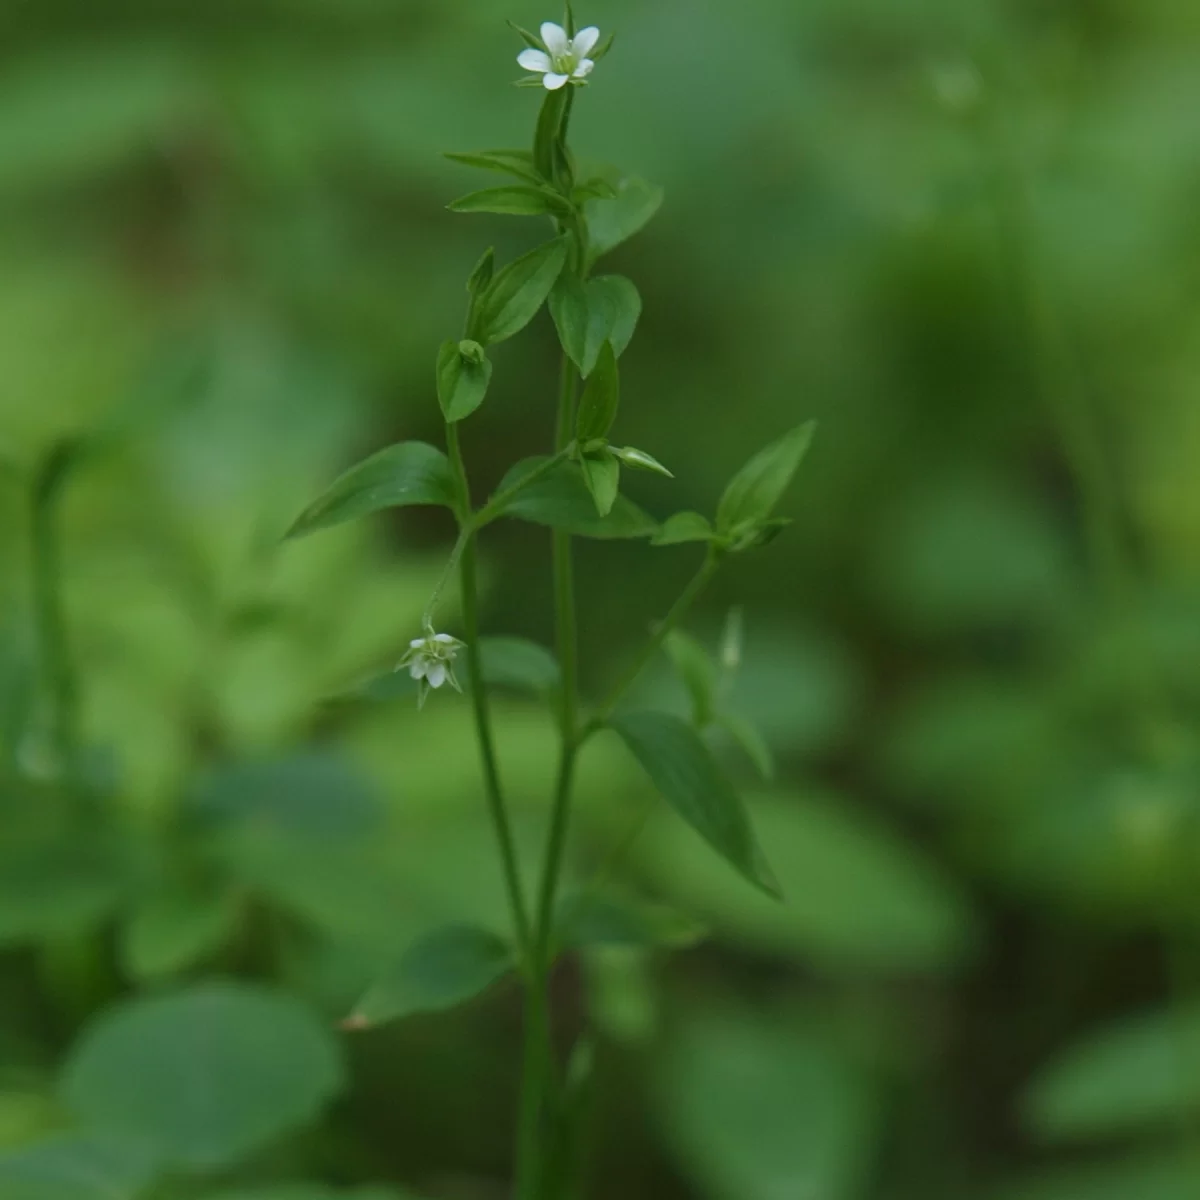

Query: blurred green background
<box><xmin>3</xmin><ymin>0</ymin><xmax>1200</xmax><ymax>1198</ymax></box>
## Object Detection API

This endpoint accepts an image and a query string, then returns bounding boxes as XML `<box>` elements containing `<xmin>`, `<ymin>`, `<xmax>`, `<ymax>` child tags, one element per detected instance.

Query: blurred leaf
<box><xmin>608</xmin><ymin>712</ymin><xmax>780</xmax><ymax>898</ymax></box>
<box><xmin>0</xmin><ymin>1132</ymin><xmax>159</xmax><ymax>1200</ymax></box>
<box><xmin>656</xmin><ymin>1010</ymin><xmax>877</xmax><ymax>1200</ymax></box>
<box><xmin>435</xmin><ymin>340</ymin><xmax>492</xmax><ymax>423</ymax></box>
<box><xmin>555</xmin><ymin>890</ymin><xmax>705</xmax><ymax>951</ymax></box>
<box><xmin>477</xmin><ymin>637</ymin><xmax>560</xmax><ymax>695</ymax></box>
<box><xmin>475</xmin><ymin>236</ymin><xmax>568</xmax><ymax>345</ymax></box>
<box><xmin>664</xmin><ymin>630</ymin><xmax>717</xmax><ymax>727</ymax></box>
<box><xmin>286</xmin><ymin>443</ymin><xmax>456</xmax><ymax>539</ymax></box>
<box><xmin>187</xmin><ymin>753</ymin><xmax>383</xmax><ymax>837</ymax></box>
<box><xmin>717</xmin><ymin>422</ymin><xmax>816</xmax><ymax>535</ymax></box>
<box><xmin>1023</xmin><ymin>1006</ymin><xmax>1200</xmax><ymax>1142</ymax></box>
<box><xmin>119</xmin><ymin>885</ymin><xmax>240</xmax><ymax>981</ymax></box>
<box><xmin>344</xmin><ymin>924</ymin><xmax>515</xmax><ymax>1029</ymax></box>
<box><xmin>716</xmin><ymin>711</ymin><xmax>775</xmax><ymax>780</ymax></box>
<box><xmin>632</xmin><ymin>790</ymin><xmax>975</xmax><ymax>971</ymax></box>
<box><xmin>447</xmin><ymin>185</ymin><xmax>569</xmax><ymax>217</ymax></box>
<box><xmin>495</xmin><ymin>458</ymin><xmax>656</xmax><ymax>539</ymax></box>
<box><xmin>580</xmin><ymin>449</ymin><xmax>621</xmax><ymax>518</ymax></box>
<box><xmin>585</xmin><ymin>176</ymin><xmax>664</xmax><ymax>262</ymax></box>
<box><xmin>994</xmin><ymin>1153</ymin><xmax>1197</xmax><ymax>1200</ymax></box>
<box><xmin>61</xmin><ymin>983</ymin><xmax>345</xmax><ymax>1170</ymax></box>
<box><xmin>576</xmin><ymin>342</ymin><xmax>620</xmax><ymax>443</ymax></box>
<box><xmin>206</xmin><ymin>1187</ymin><xmax>410</xmax><ymax>1200</ymax></box>
<box><xmin>549</xmin><ymin>275</ymin><xmax>642</xmax><ymax>378</ymax></box>
<box><xmin>653</xmin><ymin>512</ymin><xmax>715</xmax><ymax>546</ymax></box>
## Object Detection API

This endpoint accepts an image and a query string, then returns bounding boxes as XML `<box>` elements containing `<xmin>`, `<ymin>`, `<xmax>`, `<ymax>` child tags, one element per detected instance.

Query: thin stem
<box><xmin>30</xmin><ymin>442</ymin><xmax>81</xmax><ymax>783</ymax></box>
<box><xmin>588</xmin><ymin>547</ymin><xmax>722</xmax><ymax>732</ymax></box>
<box><xmin>445</xmin><ymin>423</ymin><xmax>532</xmax><ymax>957</ymax></box>
<box><xmin>421</xmin><ymin>527</ymin><xmax>469</xmax><ymax>632</ymax></box>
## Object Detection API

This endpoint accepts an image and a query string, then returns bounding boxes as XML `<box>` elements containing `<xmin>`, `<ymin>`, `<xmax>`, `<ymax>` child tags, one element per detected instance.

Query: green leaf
<box><xmin>652</xmin><ymin>512</ymin><xmax>715</xmax><ymax>546</ymax></box>
<box><xmin>507</xmin><ymin>20</ymin><xmax>544</xmax><ymax>51</ymax></box>
<box><xmin>447</xmin><ymin>186</ymin><xmax>569</xmax><ymax>217</ymax></box>
<box><xmin>580</xmin><ymin>449</ymin><xmax>620</xmax><ymax>518</ymax></box>
<box><xmin>612</xmin><ymin>446</ymin><xmax>672</xmax><ymax>477</ymax></box>
<box><xmin>344</xmin><ymin>924</ymin><xmax>515</xmax><ymax>1029</ymax></box>
<box><xmin>60</xmin><ymin>983</ymin><xmax>345</xmax><ymax>1170</ymax></box>
<box><xmin>717</xmin><ymin>421</ymin><xmax>816</xmax><ymax>534</ymax></box>
<box><xmin>656</xmin><ymin>1011</ymin><xmax>877</xmax><ymax>1200</ymax></box>
<box><xmin>1023</xmin><ymin>1006</ymin><xmax>1200</xmax><ymax>1142</ymax></box>
<box><xmin>589</xmin><ymin>32</ymin><xmax>616</xmax><ymax>62</ymax></box>
<box><xmin>466</xmin><ymin>246</ymin><xmax>495</xmax><ymax>296</ymax></box>
<box><xmin>549</xmin><ymin>275</ymin><xmax>641</xmax><ymax>378</ymax></box>
<box><xmin>477</xmin><ymin>637</ymin><xmax>560</xmax><ymax>695</ymax></box>
<box><xmin>576</xmin><ymin>342</ymin><xmax>620</xmax><ymax>442</ymax></box>
<box><xmin>717</xmin><ymin>711</ymin><xmax>775</xmax><ymax>780</ymax></box>
<box><xmin>120</xmin><ymin>885</ymin><xmax>239</xmax><ymax>981</ymax></box>
<box><xmin>555</xmin><ymin>891</ymin><xmax>705</xmax><ymax>951</ymax></box>
<box><xmin>572</xmin><ymin>177</ymin><xmax>618</xmax><ymax>203</ymax></box>
<box><xmin>664</xmin><ymin>630</ymin><xmax>717</xmax><ymax>727</ymax></box>
<box><xmin>494</xmin><ymin>458</ymin><xmax>657</xmax><ymax>539</ymax></box>
<box><xmin>474</xmin><ymin>237</ymin><xmax>569</xmax><ymax>346</ymax></box>
<box><xmin>286</xmin><ymin>443</ymin><xmax>456</xmax><ymax>539</ymax></box>
<box><xmin>608</xmin><ymin>712</ymin><xmax>780</xmax><ymax>897</ymax></box>
<box><xmin>533</xmin><ymin>88</ymin><xmax>570</xmax><ymax>185</ymax></box>
<box><xmin>209</xmin><ymin>1188</ymin><xmax>412</xmax><ymax>1200</ymax></box>
<box><xmin>585</xmin><ymin>176</ymin><xmax>664</xmax><ymax>262</ymax></box>
<box><xmin>445</xmin><ymin>149</ymin><xmax>542</xmax><ymax>184</ymax></box>
<box><xmin>436</xmin><ymin>340</ymin><xmax>492</xmax><ymax>423</ymax></box>
<box><xmin>0</xmin><ymin>1133</ymin><xmax>159</xmax><ymax>1200</ymax></box>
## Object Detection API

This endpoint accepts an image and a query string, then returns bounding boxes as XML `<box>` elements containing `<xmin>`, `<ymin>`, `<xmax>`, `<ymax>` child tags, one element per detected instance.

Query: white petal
<box><xmin>517</xmin><ymin>48</ymin><xmax>551</xmax><ymax>73</ymax></box>
<box><xmin>410</xmin><ymin>637</ymin><xmax>425</xmax><ymax>649</ymax></box>
<box><xmin>573</xmin><ymin>59</ymin><xmax>594</xmax><ymax>78</ymax></box>
<box><xmin>427</xmin><ymin>663</ymin><xmax>447</xmax><ymax>688</ymax></box>
<box><xmin>572</xmin><ymin>26</ymin><xmax>600</xmax><ymax>57</ymax></box>
<box><xmin>540</xmin><ymin>22</ymin><xmax>570</xmax><ymax>55</ymax></box>
<box><xmin>543</xmin><ymin>72</ymin><xmax>570</xmax><ymax>90</ymax></box>
<box><xmin>409</xmin><ymin>660</ymin><xmax>426</xmax><ymax>680</ymax></box>
<box><xmin>433</xmin><ymin>633</ymin><xmax>456</xmax><ymax>644</ymax></box>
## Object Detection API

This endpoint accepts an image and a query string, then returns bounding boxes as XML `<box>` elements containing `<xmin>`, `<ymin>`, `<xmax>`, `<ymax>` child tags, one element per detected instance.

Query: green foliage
<box><xmin>555</xmin><ymin>890</ymin><xmax>705</xmax><ymax>951</ymax></box>
<box><xmin>717</xmin><ymin>422</ymin><xmax>816</xmax><ymax>543</ymax></box>
<box><xmin>119</xmin><ymin>884</ymin><xmax>240</xmax><ymax>981</ymax></box>
<box><xmin>652</xmin><ymin>512</ymin><xmax>716</xmax><ymax>546</ymax></box>
<box><xmin>286</xmin><ymin>443</ymin><xmax>456</xmax><ymax>539</ymax></box>
<box><xmin>575</xmin><ymin>342</ymin><xmax>620</xmax><ymax>443</ymax></box>
<box><xmin>493</xmin><ymin>457</ymin><xmax>656</xmax><ymax>538</ymax></box>
<box><xmin>1023</xmin><ymin>1007</ymin><xmax>1200</xmax><ymax>1141</ymax></box>
<box><xmin>473</xmin><ymin>237</ymin><xmax>568</xmax><ymax>346</ymax></box>
<box><xmin>0</xmin><ymin>1133</ymin><xmax>158</xmax><ymax>1200</ymax></box>
<box><xmin>608</xmin><ymin>711</ymin><xmax>780</xmax><ymax>898</ymax></box>
<box><xmin>447</xmin><ymin>186</ymin><xmax>570</xmax><ymax>217</ymax></box>
<box><xmin>61</xmin><ymin>983</ymin><xmax>345</xmax><ymax>1170</ymax></box>
<box><xmin>477</xmin><ymin>636</ymin><xmax>561</xmax><ymax>696</ymax></box>
<box><xmin>436</xmin><ymin>339</ymin><xmax>492</xmax><ymax>423</ymax></box>
<box><xmin>549</xmin><ymin>275</ymin><xmax>641</xmax><ymax>378</ymax></box>
<box><xmin>445</xmin><ymin>149</ymin><xmax>542</xmax><ymax>184</ymax></box>
<box><xmin>345</xmin><ymin>924</ymin><xmax>515</xmax><ymax>1029</ymax></box>
<box><xmin>584</xmin><ymin>176</ymin><xmax>664</xmax><ymax>263</ymax></box>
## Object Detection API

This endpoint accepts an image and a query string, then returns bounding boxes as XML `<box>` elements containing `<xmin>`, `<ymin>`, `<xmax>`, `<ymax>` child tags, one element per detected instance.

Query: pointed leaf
<box><xmin>478</xmin><ymin>637</ymin><xmax>560</xmax><ymax>694</ymax></box>
<box><xmin>717</xmin><ymin>711</ymin><xmax>776</xmax><ymax>780</ymax></box>
<box><xmin>495</xmin><ymin>458</ymin><xmax>656</xmax><ymax>539</ymax></box>
<box><xmin>345</xmin><ymin>924</ymin><xmax>515</xmax><ymax>1028</ymax></box>
<box><xmin>585</xmin><ymin>176</ymin><xmax>664</xmax><ymax>262</ymax></box>
<box><xmin>120</xmin><ymin>885</ymin><xmax>239</xmax><ymax>980</ymax></box>
<box><xmin>475</xmin><ymin>236</ymin><xmax>569</xmax><ymax>345</ymax></box>
<box><xmin>60</xmin><ymin>983</ymin><xmax>344</xmax><ymax>1170</ymax></box>
<box><xmin>717</xmin><ymin>421</ymin><xmax>816</xmax><ymax>534</ymax></box>
<box><xmin>576</xmin><ymin>342</ymin><xmax>620</xmax><ymax>441</ymax></box>
<box><xmin>0</xmin><ymin>1133</ymin><xmax>159</xmax><ymax>1200</ymax></box>
<box><xmin>447</xmin><ymin>186</ymin><xmax>569</xmax><ymax>217</ymax></box>
<box><xmin>436</xmin><ymin>340</ymin><xmax>492</xmax><ymax>423</ymax></box>
<box><xmin>445</xmin><ymin>148</ymin><xmax>542</xmax><ymax>184</ymax></box>
<box><xmin>608</xmin><ymin>711</ymin><xmax>780</xmax><ymax>897</ymax></box>
<box><xmin>549</xmin><ymin>275</ymin><xmax>641</xmax><ymax>377</ymax></box>
<box><xmin>286</xmin><ymin>443</ymin><xmax>456</xmax><ymax>539</ymax></box>
<box><xmin>612</xmin><ymin>445</ymin><xmax>672</xmax><ymax>477</ymax></box>
<box><xmin>652</xmin><ymin>512</ymin><xmax>715</xmax><ymax>546</ymax></box>
<box><xmin>581</xmin><ymin>449</ymin><xmax>620</xmax><ymax>517</ymax></box>
<box><xmin>507</xmin><ymin>20</ymin><xmax>544</xmax><ymax>50</ymax></box>
<box><xmin>466</xmin><ymin>246</ymin><xmax>495</xmax><ymax>295</ymax></box>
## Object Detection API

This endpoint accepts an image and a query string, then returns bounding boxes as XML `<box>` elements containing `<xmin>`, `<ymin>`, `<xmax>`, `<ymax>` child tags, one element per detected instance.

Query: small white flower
<box><xmin>399</xmin><ymin>630</ymin><xmax>465</xmax><ymax>707</ymax></box>
<box><xmin>517</xmin><ymin>22</ymin><xmax>600</xmax><ymax>90</ymax></box>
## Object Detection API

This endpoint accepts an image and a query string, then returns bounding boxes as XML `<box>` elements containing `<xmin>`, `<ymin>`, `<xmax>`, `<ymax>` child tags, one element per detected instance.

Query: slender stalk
<box><xmin>30</xmin><ymin>442</ymin><xmax>81</xmax><ymax>783</ymax></box>
<box><xmin>445</xmin><ymin>423</ymin><xmax>532</xmax><ymax>957</ymax></box>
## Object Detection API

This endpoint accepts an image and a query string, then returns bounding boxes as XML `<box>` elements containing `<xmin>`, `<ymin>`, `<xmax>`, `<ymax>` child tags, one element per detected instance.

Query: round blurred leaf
<box><xmin>61</xmin><ymin>983</ymin><xmax>345</xmax><ymax>1170</ymax></box>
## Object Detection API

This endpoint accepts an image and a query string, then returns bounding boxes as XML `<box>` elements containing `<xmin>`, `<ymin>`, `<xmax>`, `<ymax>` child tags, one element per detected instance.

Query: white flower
<box><xmin>517</xmin><ymin>22</ymin><xmax>600</xmax><ymax>90</ymax></box>
<box><xmin>399</xmin><ymin>631</ymin><xmax>465</xmax><ymax>707</ymax></box>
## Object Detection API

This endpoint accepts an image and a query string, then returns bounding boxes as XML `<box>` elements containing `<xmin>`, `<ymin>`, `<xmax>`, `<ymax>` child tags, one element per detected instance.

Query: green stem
<box><xmin>588</xmin><ymin>546</ymin><xmax>723</xmax><ymax>732</ymax></box>
<box><xmin>444</xmin><ymin>423</ymin><xmax>532</xmax><ymax>957</ymax></box>
<box><xmin>30</xmin><ymin>442</ymin><xmax>81</xmax><ymax>783</ymax></box>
